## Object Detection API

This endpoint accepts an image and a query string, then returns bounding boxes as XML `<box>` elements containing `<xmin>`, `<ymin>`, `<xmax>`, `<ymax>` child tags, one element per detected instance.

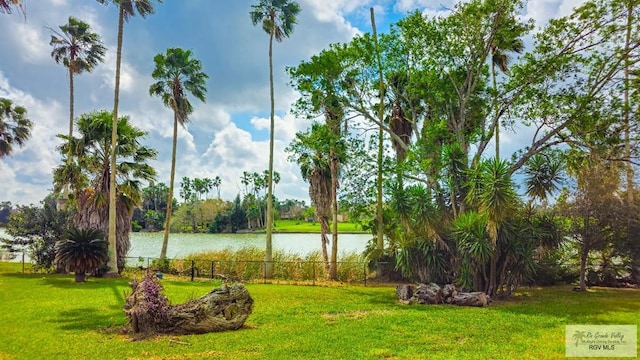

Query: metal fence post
<box><xmin>211</xmin><ymin>261</ymin><xmax>215</xmax><ymax>280</ymax></box>
<box><xmin>363</xmin><ymin>262</ymin><xmax>367</xmax><ymax>287</ymax></box>
<box><xmin>191</xmin><ymin>260</ymin><xmax>195</xmax><ymax>281</ymax></box>
<box><xmin>22</xmin><ymin>251</ymin><xmax>25</xmax><ymax>273</ymax></box>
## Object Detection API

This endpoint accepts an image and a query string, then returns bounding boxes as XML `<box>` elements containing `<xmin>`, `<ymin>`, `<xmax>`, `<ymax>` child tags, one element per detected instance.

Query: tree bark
<box><xmin>161</xmin><ymin>112</ymin><xmax>178</xmax><ymax>260</ymax></box>
<box><xmin>371</xmin><ymin>8</ymin><xmax>385</xmax><ymax>254</ymax></box>
<box><xmin>328</xmin><ymin>149</ymin><xmax>338</xmax><ymax>280</ymax></box>
<box><xmin>397</xmin><ymin>283</ymin><xmax>489</xmax><ymax>307</ymax></box>
<box><xmin>264</xmin><ymin>13</ymin><xmax>276</xmax><ymax>279</ymax></box>
<box><xmin>579</xmin><ymin>243</ymin><xmax>588</xmax><ymax>291</ymax></box>
<box><xmin>106</xmin><ymin>6</ymin><xmax>125</xmax><ymax>277</ymax></box>
<box><xmin>451</xmin><ymin>292</ymin><xmax>489</xmax><ymax>307</ymax></box>
<box><xmin>74</xmin><ymin>272</ymin><xmax>85</xmax><ymax>283</ymax></box>
<box><xmin>125</xmin><ymin>275</ymin><xmax>253</xmax><ymax>336</ymax></box>
<box><xmin>74</xmin><ymin>188</ymin><xmax>131</xmax><ymax>272</ymax></box>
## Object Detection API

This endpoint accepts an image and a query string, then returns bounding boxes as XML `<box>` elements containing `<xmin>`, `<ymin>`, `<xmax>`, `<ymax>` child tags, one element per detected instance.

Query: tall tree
<box><xmin>623</xmin><ymin>0</ymin><xmax>638</xmax><ymax>282</ymax></box>
<box><xmin>212</xmin><ymin>176</ymin><xmax>222</xmax><ymax>199</ymax></box>
<box><xmin>0</xmin><ymin>98</ymin><xmax>32</xmax><ymax>158</ymax></box>
<box><xmin>488</xmin><ymin>15</ymin><xmax>525</xmax><ymax>159</ymax></box>
<box><xmin>287</xmin><ymin>123</ymin><xmax>338</xmax><ymax>270</ymax></box>
<box><xmin>96</xmin><ymin>0</ymin><xmax>161</xmax><ymax>276</ymax></box>
<box><xmin>49</xmin><ymin>16</ymin><xmax>106</xmax><ymax>148</ymax></box>
<box><xmin>52</xmin><ymin>110</ymin><xmax>156</xmax><ymax>272</ymax></box>
<box><xmin>149</xmin><ymin>47</ymin><xmax>208</xmax><ymax>260</ymax></box>
<box><xmin>49</xmin><ymin>16</ymin><xmax>105</xmax><ymax>211</ymax></box>
<box><xmin>370</xmin><ymin>7</ymin><xmax>386</xmax><ymax>263</ymax></box>
<box><xmin>250</xmin><ymin>0</ymin><xmax>301</xmax><ymax>278</ymax></box>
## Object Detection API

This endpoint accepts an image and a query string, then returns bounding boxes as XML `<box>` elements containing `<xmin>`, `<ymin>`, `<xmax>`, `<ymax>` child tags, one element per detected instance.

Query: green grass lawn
<box><xmin>273</xmin><ymin>219</ymin><xmax>365</xmax><ymax>233</ymax></box>
<box><xmin>1</xmin><ymin>262</ymin><xmax>638</xmax><ymax>359</ymax></box>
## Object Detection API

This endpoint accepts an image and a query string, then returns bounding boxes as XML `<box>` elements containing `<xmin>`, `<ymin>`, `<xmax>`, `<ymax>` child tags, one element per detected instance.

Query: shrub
<box><xmin>54</xmin><ymin>227</ymin><xmax>108</xmax><ymax>282</ymax></box>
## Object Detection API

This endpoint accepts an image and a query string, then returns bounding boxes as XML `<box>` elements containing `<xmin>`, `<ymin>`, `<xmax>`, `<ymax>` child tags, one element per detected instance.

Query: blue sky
<box><xmin>0</xmin><ymin>0</ymin><xmax>581</xmax><ymax>205</ymax></box>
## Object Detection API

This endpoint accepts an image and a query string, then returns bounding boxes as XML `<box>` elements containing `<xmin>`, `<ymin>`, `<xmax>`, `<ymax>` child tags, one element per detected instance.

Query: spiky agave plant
<box><xmin>55</xmin><ymin>227</ymin><xmax>108</xmax><ymax>282</ymax></box>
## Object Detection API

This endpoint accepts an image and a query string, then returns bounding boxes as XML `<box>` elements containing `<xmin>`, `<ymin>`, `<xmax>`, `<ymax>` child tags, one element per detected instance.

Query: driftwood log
<box><xmin>397</xmin><ymin>283</ymin><xmax>489</xmax><ymax>307</ymax></box>
<box><xmin>124</xmin><ymin>274</ymin><xmax>253</xmax><ymax>336</ymax></box>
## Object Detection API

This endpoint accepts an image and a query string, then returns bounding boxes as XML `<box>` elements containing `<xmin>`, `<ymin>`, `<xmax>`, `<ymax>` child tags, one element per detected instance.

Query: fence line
<box><xmin>122</xmin><ymin>256</ymin><xmax>393</xmax><ymax>286</ymax></box>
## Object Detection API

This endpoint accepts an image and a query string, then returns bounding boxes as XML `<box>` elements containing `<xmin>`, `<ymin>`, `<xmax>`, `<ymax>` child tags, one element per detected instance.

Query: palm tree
<box><xmin>49</xmin><ymin>17</ymin><xmax>105</xmax><ymax>213</ymax></box>
<box><xmin>96</xmin><ymin>0</ymin><xmax>161</xmax><ymax>277</ymax></box>
<box><xmin>287</xmin><ymin>123</ymin><xmax>334</xmax><ymax>271</ymax></box>
<box><xmin>212</xmin><ymin>176</ymin><xmax>222</xmax><ymax>199</ymax></box>
<box><xmin>523</xmin><ymin>154</ymin><xmax>563</xmax><ymax>202</ymax></box>
<box><xmin>53</xmin><ymin>110</ymin><xmax>157</xmax><ymax>272</ymax></box>
<box><xmin>0</xmin><ymin>98</ymin><xmax>32</xmax><ymax>158</ymax></box>
<box><xmin>0</xmin><ymin>0</ymin><xmax>23</xmax><ymax>16</ymax></box>
<box><xmin>149</xmin><ymin>47</ymin><xmax>208</xmax><ymax>260</ymax></box>
<box><xmin>49</xmin><ymin>17</ymin><xmax>106</xmax><ymax>147</ymax></box>
<box><xmin>250</xmin><ymin>0</ymin><xmax>300</xmax><ymax>278</ymax></box>
<box><xmin>489</xmin><ymin>21</ymin><xmax>525</xmax><ymax>159</ymax></box>
<box><xmin>55</xmin><ymin>227</ymin><xmax>108</xmax><ymax>283</ymax></box>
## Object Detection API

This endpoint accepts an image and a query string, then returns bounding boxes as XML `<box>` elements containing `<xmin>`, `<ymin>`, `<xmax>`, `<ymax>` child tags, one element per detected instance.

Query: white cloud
<box><xmin>0</xmin><ymin>72</ymin><xmax>66</xmax><ymax>205</ymax></box>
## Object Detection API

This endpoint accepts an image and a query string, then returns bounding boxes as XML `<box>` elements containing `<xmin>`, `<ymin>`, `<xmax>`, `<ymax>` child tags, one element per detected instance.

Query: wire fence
<box><xmin>121</xmin><ymin>256</ymin><xmax>400</xmax><ymax>286</ymax></box>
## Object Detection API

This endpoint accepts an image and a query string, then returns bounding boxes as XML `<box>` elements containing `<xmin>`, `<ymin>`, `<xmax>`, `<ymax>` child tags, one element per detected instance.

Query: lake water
<box><xmin>0</xmin><ymin>228</ymin><xmax>372</xmax><ymax>260</ymax></box>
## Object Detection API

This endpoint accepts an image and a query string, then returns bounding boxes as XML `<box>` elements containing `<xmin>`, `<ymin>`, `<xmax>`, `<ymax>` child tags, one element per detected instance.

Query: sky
<box><xmin>0</xmin><ymin>0</ymin><xmax>585</xmax><ymax>206</ymax></box>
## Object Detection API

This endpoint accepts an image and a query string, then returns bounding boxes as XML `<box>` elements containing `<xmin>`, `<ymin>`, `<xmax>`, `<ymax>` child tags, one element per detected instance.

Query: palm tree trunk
<box><xmin>329</xmin><ymin>150</ymin><xmax>339</xmax><ymax>280</ymax></box>
<box><xmin>370</xmin><ymin>8</ymin><xmax>385</xmax><ymax>252</ymax></box>
<box><xmin>488</xmin><ymin>250</ymin><xmax>497</xmax><ymax>297</ymax></box>
<box><xmin>264</xmin><ymin>22</ymin><xmax>275</xmax><ymax>279</ymax></box>
<box><xmin>624</xmin><ymin>0</ymin><xmax>639</xmax><ymax>283</ymax></box>
<box><xmin>68</xmin><ymin>67</ymin><xmax>74</xmax><ymax>140</ymax></box>
<box><xmin>106</xmin><ymin>6</ymin><xmax>125</xmax><ymax>276</ymax></box>
<box><xmin>320</xmin><ymin>215</ymin><xmax>330</xmax><ymax>272</ymax></box>
<box><xmin>492</xmin><ymin>62</ymin><xmax>500</xmax><ymax>160</ymax></box>
<box><xmin>61</xmin><ymin>66</ymin><xmax>75</xmax><ymax>208</ymax></box>
<box><xmin>579</xmin><ymin>243</ymin><xmax>588</xmax><ymax>291</ymax></box>
<box><xmin>161</xmin><ymin>112</ymin><xmax>179</xmax><ymax>259</ymax></box>
<box><xmin>74</xmin><ymin>272</ymin><xmax>86</xmax><ymax>283</ymax></box>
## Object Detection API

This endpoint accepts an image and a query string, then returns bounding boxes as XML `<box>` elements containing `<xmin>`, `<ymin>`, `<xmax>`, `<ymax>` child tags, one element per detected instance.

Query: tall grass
<box><xmin>130</xmin><ymin>247</ymin><xmax>368</xmax><ymax>284</ymax></box>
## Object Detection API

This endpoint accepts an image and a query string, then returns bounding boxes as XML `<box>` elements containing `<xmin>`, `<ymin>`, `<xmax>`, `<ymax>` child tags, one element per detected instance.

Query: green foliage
<box><xmin>208</xmin><ymin>196</ymin><xmax>247</xmax><ymax>233</ymax></box>
<box><xmin>49</xmin><ymin>16</ymin><xmax>106</xmax><ymax>76</ymax></box>
<box><xmin>0</xmin><ymin>97</ymin><xmax>32</xmax><ymax>158</ymax></box>
<box><xmin>54</xmin><ymin>227</ymin><xmax>108</xmax><ymax>282</ymax></box>
<box><xmin>144</xmin><ymin>210</ymin><xmax>165</xmax><ymax>231</ymax></box>
<box><xmin>0</xmin><ymin>201</ymin><xmax>11</xmax><ymax>224</ymax></box>
<box><xmin>53</xmin><ymin>110</ymin><xmax>157</xmax><ymax>209</ymax></box>
<box><xmin>2</xmin><ymin>194</ymin><xmax>72</xmax><ymax>271</ymax></box>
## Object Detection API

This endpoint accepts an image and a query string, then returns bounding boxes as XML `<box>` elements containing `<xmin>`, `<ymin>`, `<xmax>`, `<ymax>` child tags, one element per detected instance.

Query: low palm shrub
<box><xmin>54</xmin><ymin>227</ymin><xmax>108</xmax><ymax>282</ymax></box>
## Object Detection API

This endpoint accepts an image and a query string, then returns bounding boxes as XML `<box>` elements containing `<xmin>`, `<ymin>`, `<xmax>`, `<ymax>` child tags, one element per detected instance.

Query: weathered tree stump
<box><xmin>414</xmin><ymin>283</ymin><xmax>442</xmax><ymax>304</ymax></box>
<box><xmin>396</xmin><ymin>283</ymin><xmax>489</xmax><ymax>307</ymax></box>
<box><xmin>396</xmin><ymin>284</ymin><xmax>413</xmax><ymax>303</ymax></box>
<box><xmin>124</xmin><ymin>274</ymin><xmax>253</xmax><ymax>336</ymax></box>
<box><xmin>451</xmin><ymin>292</ymin><xmax>489</xmax><ymax>307</ymax></box>
<box><xmin>441</xmin><ymin>284</ymin><xmax>458</xmax><ymax>304</ymax></box>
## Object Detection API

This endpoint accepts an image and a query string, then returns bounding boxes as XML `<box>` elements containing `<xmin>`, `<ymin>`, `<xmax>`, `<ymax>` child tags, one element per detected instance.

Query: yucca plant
<box><xmin>55</xmin><ymin>227</ymin><xmax>108</xmax><ymax>282</ymax></box>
